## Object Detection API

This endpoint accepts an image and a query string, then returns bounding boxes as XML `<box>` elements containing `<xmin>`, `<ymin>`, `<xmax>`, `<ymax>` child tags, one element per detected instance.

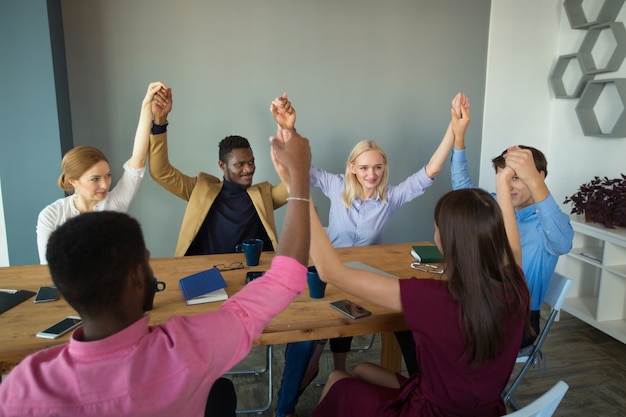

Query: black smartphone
<box><xmin>34</xmin><ymin>286</ymin><xmax>60</xmax><ymax>303</ymax></box>
<box><xmin>330</xmin><ymin>299</ymin><xmax>372</xmax><ymax>319</ymax></box>
<box><xmin>245</xmin><ymin>271</ymin><xmax>265</xmax><ymax>284</ymax></box>
<box><xmin>36</xmin><ymin>316</ymin><xmax>82</xmax><ymax>339</ymax></box>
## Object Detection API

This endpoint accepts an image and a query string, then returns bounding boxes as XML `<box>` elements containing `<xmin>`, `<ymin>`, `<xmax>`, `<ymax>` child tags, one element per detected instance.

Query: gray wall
<box><xmin>0</xmin><ymin>0</ymin><xmax>70</xmax><ymax>265</ymax></box>
<box><xmin>2</xmin><ymin>0</ymin><xmax>489</xmax><ymax>263</ymax></box>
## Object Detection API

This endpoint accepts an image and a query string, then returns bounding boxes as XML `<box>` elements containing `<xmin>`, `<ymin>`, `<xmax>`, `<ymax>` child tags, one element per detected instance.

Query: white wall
<box><xmin>483</xmin><ymin>0</ymin><xmax>626</xmax><ymax>208</ymax></box>
<box><xmin>60</xmin><ymin>0</ymin><xmax>491</xmax><ymax>259</ymax></box>
<box><xmin>5</xmin><ymin>1</ymin><xmax>624</xmax><ymax>264</ymax></box>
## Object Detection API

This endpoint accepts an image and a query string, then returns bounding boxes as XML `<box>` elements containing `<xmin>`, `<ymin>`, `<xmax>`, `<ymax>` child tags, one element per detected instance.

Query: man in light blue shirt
<box><xmin>451</xmin><ymin>142</ymin><xmax>573</xmax><ymax>347</ymax></box>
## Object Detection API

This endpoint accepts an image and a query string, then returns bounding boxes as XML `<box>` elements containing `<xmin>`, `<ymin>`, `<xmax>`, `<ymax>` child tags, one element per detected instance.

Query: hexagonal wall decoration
<box><xmin>564</xmin><ymin>0</ymin><xmax>625</xmax><ymax>29</ymax></box>
<box><xmin>575</xmin><ymin>78</ymin><xmax>626</xmax><ymax>137</ymax></box>
<box><xmin>550</xmin><ymin>53</ymin><xmax>595</xmax><ymax>98</ymax></box>
<box><xmin>578</xmin><ymin>22</ymin><xmax>626</xmax><ymax>74</ymax></box>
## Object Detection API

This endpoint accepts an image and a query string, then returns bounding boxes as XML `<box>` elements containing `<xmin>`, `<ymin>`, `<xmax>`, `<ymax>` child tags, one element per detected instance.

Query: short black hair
<box><xmin>491</xmin><ymin>145</ymin><xmax>548</xmax><ymax>178</ymax></box>
<box><xmin>46</xmin><ymin>211</ymin><xmax>146</xmax><ymax>318</ymax></box>
<box><xmin>219</xmin><ymin>135</ymin><xmax>251</xmax><ymax>163</ymax></box>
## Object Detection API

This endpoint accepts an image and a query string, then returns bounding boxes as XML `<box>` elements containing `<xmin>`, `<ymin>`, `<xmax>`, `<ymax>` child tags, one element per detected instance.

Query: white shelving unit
<box><xmin>556</xmin><ymin>214</ymin><xmax>626</xmax><ymax>343</ymax></box>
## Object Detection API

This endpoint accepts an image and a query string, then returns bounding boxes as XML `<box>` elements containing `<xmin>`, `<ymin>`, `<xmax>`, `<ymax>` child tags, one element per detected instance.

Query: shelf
<box><xmin>575</xmin><ymin>78</ymin><xmax>626</xmax><ymax>137</ymax></box>
<box><xmin>595</xmin><ymin>319</ymin><xmax>626</xmax><ymax>344</ymax></box>
<box><xmin>569</xmin><ymin>247</ymin><xmax>603</xmax><ymax>265</ymax></box>
<box><xmin>605</xmin><ymin>264</ymin><xmax>626</xmax><ymax>278</ymax></box>
<box><xmin>563</xmin><ymin>296</ymin><xmax>599</xmax><ymax>321</ymax></box>
<box><xmin>578</xmin><ymin>22</ymin><xmax>626</xmax><ymax>74</ymax></box>
<box><xmin>563</xmin><ymin>0</ymin><xmax>626</xmax><ymax>30</ymax></box>
<box><xmin>550</xmin><ymin>53</ymin><xmax>595</xmax><ymax>98</ymax></box>
<box><xmin>558</xmin><ymin>215</ymin><xmax>626</xmax><ymax>343</ymax></box>
<box><xmin>569</xmin><ymin>214</ymin><xmax>626</xmax><ymax>246</ymax></box>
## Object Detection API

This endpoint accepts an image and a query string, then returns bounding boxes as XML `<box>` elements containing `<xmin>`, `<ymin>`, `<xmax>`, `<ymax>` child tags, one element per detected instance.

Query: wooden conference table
<box><xmin>0</xmin><ymin>242</ymin><xmax>439</xmax><ymax>375</ymax></box>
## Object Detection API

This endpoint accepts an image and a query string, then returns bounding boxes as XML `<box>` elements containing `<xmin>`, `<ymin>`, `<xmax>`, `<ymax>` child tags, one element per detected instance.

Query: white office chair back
<box><xmin>542</xmin><ymin>272</ymin><xmax>572</xmax><ymax>312</ymax></box>
<box><xmin>503</xmin><ymin>380</ymin><xmax>568</xmax><ymax>417</ymax></box>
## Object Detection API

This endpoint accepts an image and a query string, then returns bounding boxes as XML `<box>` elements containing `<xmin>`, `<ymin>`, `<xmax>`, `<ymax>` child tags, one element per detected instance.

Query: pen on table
<box><xmin>0</xmin><ymin>289</ymin><xmax>18</xmax><ymax>294</ymax></box>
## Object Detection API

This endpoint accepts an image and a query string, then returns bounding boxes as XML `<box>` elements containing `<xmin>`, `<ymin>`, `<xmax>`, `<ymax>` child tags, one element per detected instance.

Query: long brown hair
<box><xmin>434</xmin><ymin>188</ymin><xmax>529</xmax><ymax>366</ymax></box>
<box><xmin>57</xmin><ymin>146</ymin><xmax>108</xmax><ymax>193</ymax></box>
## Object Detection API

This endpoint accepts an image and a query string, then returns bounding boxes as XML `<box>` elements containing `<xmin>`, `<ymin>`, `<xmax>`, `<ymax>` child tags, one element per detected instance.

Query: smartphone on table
<box><xmin>245</xmin><ymin>271</ymin><xmax>265</xmax><ymax>284</ymax></box>
<box><xmin>330</xmin><ymin>299</ymin><xmax>372</xmax><ymax>319</ymax></box>
<box><xmin>36</xmin><ymin>316</ymin><xmax>82</xmax><ymax>339</ymax></box>
<box><xmin>34</xmin><ymin>285</ymin><xmax>60</xmax><ymax>303</ymax></box>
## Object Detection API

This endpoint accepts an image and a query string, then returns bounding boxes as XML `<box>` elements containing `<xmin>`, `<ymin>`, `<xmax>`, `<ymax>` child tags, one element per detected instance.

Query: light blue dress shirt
<box><xmin>450</xmin><ymin>148</ymin><xmax>574</xmax><ymax>310</ymax></box>
<box><xmin>310</xmin><ymin>165</ymin><xmax>434</xmax><ymax>248</ymax></box>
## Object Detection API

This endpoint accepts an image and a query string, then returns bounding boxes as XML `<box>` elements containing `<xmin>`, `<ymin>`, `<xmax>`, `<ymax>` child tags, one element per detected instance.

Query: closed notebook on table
<box><xmin>178</xmin><ymin>267</ymin><xmax>228</xmax><ymax>305</ymax></box>
<box><xmin>0</xmin><ymin>290</ymin><xmax>37</xmax><ymax>315</ymax></box>
<box><xmin>411</xmin><ymin>245</ymin><xmax>443</xmax><ymax>263</ymax></box>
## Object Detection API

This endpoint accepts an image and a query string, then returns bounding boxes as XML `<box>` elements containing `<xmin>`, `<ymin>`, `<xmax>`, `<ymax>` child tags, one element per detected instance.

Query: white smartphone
<box><xmin>36</xmin><ymin>316</ymin><xmax>82</xmax><ymax>339</ymax></box>
<box><xmin>330</xmin><ymin>299</ymin><xmax>372</xmax><ymax>319</ymax></box>
<box><xmin>34</xmin><ymin>286</ymin><xmax>60</xmax><ymax>303</ymax></box>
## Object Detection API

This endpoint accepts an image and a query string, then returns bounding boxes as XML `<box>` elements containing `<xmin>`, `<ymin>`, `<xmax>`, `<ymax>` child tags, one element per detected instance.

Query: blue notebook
<box><xmin>178</xmin><ymin>267</ymin><xmax>228</xmax><ymax>305</ymax></box>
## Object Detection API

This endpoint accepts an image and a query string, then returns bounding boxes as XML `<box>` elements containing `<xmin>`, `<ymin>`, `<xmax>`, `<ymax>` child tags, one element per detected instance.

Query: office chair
<box><xmin>503</xmin><ymin>380</ymin><xmax>569</xmax><ymax>417</ymax></box>
<box><xmin>226</xmin><ymin>345</ymin><xmax>273</xmax><ymax>414</ymax></box>
<box><xmin>503</xmin><ymin>273</ymin><xmax>572</xmax><ymax>410</ymax></box>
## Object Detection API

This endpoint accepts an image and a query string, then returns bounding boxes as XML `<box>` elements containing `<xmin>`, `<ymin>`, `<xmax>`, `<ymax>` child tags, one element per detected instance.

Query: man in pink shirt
<box><xmin>0</xmin><ymin>129</ymin><xmax>312</xmax><ymax>417</ymax></box>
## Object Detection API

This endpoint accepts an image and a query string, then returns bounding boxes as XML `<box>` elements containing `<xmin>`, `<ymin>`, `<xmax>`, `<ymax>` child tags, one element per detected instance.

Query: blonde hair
<box><xmin>341</xmin><ymin>140</ymin><xmax>388</xmax><ymax>208</ymax></box>
<box><xmin>57</xmin><ymin>146</ymin><xmax>108</xmax><ymax>193</ymax></box>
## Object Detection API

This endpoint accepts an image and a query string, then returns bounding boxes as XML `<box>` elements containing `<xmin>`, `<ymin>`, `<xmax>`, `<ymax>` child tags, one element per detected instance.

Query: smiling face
<box><xmin>349</xmin><ymin>149</ymin><xmax>385</xmax><ymax>197</ymax></box>
<box><xmin>219</xmin><ymin>148</ymin><xmax>255</xmax><ymax>188</ymax></box>
<box><xmin>69</xmin><ymin>160</ymin><xmax>112</xmax><ymax>203</ymax></box>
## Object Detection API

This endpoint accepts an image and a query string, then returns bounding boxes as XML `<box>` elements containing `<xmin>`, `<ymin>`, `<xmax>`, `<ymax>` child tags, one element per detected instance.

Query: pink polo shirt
<box><xmin>0</xmin><ymin>256</ymin><xmax>306</xmax><ymax>417</ymax></box>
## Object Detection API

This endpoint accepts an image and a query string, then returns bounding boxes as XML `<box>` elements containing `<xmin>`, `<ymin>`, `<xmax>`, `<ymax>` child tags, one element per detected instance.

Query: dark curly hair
<box><xmin>219</xmin><ymin>135</ymin><xmax>251</xmax><ymax>163</ymax></box>
<box><xmin>46</xmin><ymin>211</ymin><xmax>147</xmax><ymax>318</ymax></box>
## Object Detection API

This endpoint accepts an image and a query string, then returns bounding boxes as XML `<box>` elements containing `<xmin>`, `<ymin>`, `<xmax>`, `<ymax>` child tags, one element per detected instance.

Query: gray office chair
<box><xmin>503</xmin><ymin>273</ymin><xmax>572</xmax><ymax>411</ymax></box>
<box><xmin>226</xmin><ymin>345</ymin><xmax>273</xmax><ymax>414</ymax></box>
<box><xmin>503</xmin><ymin>380</ymin><xmax>569</xmax><ymax>417</ymax></box>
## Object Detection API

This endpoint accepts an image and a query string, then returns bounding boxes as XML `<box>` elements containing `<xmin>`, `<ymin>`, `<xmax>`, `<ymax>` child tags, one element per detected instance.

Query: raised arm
<box><xmin>452</xmin><ymin>93</ymin><xmax>470</xmax><ymax>151</ymax></box>
<box><xmin>424</xmin><ymin>93</ymin><xmax>470</xmax><ymax>179</ymax></box>
<box><xmin>128</xmin><ymin>82</ymin><xmax>168</xmax><ymax>169</ymax></box>
<box><xmin>270</xmin><ymin>92</ymin><xmax>296</xmax><ymax>130</ymax></box>
<box><xmin>495</xmin><ymin>164</ymin><xmax>522</xmax><ymax>266</ymax></box>
<box><xmin>309</xmin><ymin>196</ymin><xmax>403</xmax><ymax>310</ymax></box>
<box><xmin>269</xmin><ymin>129</ymin><xmax>311</xmax><ymax>265</ymax></box>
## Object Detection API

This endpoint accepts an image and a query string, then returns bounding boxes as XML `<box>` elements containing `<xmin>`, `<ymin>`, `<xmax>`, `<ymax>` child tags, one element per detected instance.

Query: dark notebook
<box><xmin>411</xmin><ymin>245</ymin><xmax>443</xmax><ymax>263</ymax></box>
<box><xmin>0</xmin><ymin>290</ymin><xmax>36</xmax><ymax>315</ymax></box>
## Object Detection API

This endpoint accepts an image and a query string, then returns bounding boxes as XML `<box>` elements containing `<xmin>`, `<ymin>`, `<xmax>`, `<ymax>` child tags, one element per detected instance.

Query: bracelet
<box><xmin>286</xmin><ymin>197</ymin><xmax>310</xmax><ymax>202</ymax></box>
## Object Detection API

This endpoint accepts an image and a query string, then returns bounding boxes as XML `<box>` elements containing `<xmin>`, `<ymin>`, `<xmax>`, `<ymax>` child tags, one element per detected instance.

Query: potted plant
<box><xmin>564</xmin><ymin>174</ymin><xmax>626</xmax><ymax>229</ymax></box>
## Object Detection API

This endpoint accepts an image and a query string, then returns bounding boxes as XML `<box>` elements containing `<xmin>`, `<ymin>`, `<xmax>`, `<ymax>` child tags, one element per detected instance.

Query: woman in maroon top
<box><xmin>301</xmin><ymin>103</ymin><xmax>531</xmax><ymax>417</ymax></box>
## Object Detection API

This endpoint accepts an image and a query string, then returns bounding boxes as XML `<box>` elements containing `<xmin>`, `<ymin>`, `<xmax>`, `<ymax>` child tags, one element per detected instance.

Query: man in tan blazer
<box><xmin>149</xmin><ymin>86</ymin><xmax>287</xmax><ymax>256</ymax></box>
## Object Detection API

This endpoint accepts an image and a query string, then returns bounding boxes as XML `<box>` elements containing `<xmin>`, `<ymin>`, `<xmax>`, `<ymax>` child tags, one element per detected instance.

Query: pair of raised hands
<box><xmin>270</xmin><ymin>127</ymin><xmax>310</xmax><ymax>192</ymax></box>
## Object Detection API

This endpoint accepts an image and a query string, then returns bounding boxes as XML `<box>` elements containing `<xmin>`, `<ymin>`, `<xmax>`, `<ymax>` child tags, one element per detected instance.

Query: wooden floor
<box><xmin>229</xmin><ymin>307</ymin><xmax>626</xmax><ymax>416</ymax></box>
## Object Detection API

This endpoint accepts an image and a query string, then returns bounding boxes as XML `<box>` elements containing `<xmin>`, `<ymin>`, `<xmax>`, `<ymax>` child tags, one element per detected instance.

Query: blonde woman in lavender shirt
<box><xmin>269</xmin><ymin>92</ymin><xmax>470</xmax><ymax>417</ymax></box>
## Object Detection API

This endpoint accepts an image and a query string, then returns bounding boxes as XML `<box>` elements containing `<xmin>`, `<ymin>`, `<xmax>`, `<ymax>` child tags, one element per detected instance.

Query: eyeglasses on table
<box><xmin>410</xmin><ymin>262</ymin><xmax>444</xmax><ymax>274</ymax></box>
<box><xmin>213</xmin><ymin>262</ymin><xmax>245</xmax><ymax>271</ymax></box>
